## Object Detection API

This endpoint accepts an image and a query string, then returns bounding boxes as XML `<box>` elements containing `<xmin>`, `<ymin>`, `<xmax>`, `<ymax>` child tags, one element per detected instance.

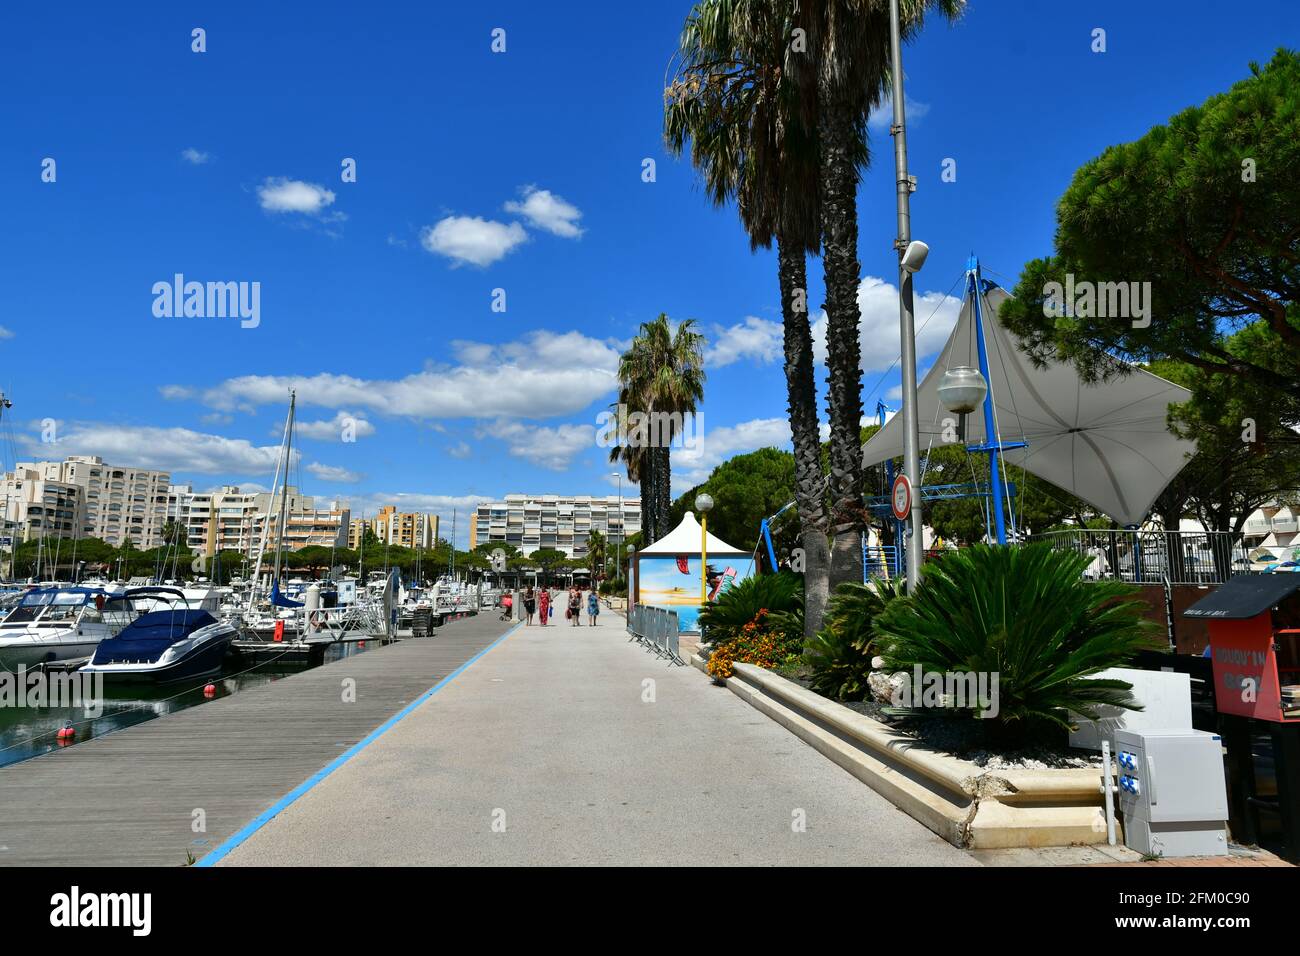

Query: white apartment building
<box><xmin>469</xmin><ymin>494</ymin><xmax>641</xmax><ymax>560</ymax></box>
<box><xmin>1242</xmin><ymin>500</ymin><xmax>1299</xmax><ymax>554</ymax></box>
<box><xmin>167</xmin><ymin>484</ymin><xmax>347</xmax><ymax>556</ymax></box>
<box><xmin>0</xmin><ymin>466</ymin><xmax>84</xmax><ymax>543</ymax></box>
<box><xmin>13</xmin><ymin>456</ymin><xmax>169</xmax><ymax>548</ymax></box>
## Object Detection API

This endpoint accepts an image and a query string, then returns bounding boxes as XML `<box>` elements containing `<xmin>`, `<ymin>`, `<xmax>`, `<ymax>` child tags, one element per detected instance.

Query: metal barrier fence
<box><xmin>626</xmin><ymin>604</ymin><xmax>682</xmax><ymax>664</ymax></box>
<box><xmin>1029</xmin><ymin>529</ymin><xmax>1259</xmax><ymax>585</ymax></box>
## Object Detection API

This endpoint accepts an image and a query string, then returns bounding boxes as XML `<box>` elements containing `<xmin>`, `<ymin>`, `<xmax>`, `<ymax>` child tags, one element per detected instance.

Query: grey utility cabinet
<box><xmin>1114</xmin><ymin>728</ymin><xmax>1229</xmax><ymax>858</ymax></box>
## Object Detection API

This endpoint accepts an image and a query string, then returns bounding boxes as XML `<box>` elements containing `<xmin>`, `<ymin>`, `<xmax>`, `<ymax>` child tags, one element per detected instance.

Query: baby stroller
<box><xmin>499</xmin><ymin>593</ymin><xmax>513</xmax><ymax>621</ymax></box>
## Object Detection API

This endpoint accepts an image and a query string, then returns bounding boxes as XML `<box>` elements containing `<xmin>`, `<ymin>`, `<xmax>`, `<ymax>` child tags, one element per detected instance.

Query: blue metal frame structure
<box><xmin>860</xmin><ymin>258</ymin><xmax>1030</xmax><ymax>583</ymax></box>
<box><xmin>965</xmin><ymin>255</ymin><xmax>1024</xmax><ymax>546</ymax></box>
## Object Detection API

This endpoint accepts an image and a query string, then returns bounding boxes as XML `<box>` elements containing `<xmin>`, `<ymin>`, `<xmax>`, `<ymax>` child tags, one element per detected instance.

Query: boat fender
<box><xmin>56</xmin><ymin>724</ymin><xmax>75</xmax><ymax>741</ymax></box>
<box><xmin>203</xmin><ymin>684</ymin><xmax>216</xmax><ymax>698</ymax></box>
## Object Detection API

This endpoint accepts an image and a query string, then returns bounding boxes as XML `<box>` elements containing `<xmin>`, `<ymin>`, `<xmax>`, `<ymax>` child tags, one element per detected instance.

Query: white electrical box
<box><xmin>1069</xmin><ymin>667</ymin><xmax>1192</xmax><ymax>751</ymax></box>
<box><xmin>1114</xmin><ymin>728</ymin><xmax>1228</xmax><ymax>858</ymax></box>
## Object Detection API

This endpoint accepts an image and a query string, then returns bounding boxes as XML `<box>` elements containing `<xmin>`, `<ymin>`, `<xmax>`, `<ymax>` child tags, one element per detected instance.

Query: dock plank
<box><xmin>0</xmin><ymin>615</ymin><xmax>515</xmax><ymax>866</ymax></box>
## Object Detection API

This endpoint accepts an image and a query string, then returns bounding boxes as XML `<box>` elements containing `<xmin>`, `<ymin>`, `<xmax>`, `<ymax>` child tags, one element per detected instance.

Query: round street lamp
<box><xmin>937</xmin><ymin>366</ymin><xmax>987</xmax><ymax>415</ymax></box>
<box><xmin>937</xmin><ymin>366</ymin><xmax>988</xmax><ymax>442</ymax></box>
<box><xmin>695</xmin><ymin>494</ymin><xmax>713</xmax><ymax>606</ymax></box>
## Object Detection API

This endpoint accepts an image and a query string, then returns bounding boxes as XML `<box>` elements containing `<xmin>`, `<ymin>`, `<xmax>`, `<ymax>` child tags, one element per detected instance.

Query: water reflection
<box><xmin>0</xmin><ymin>640</ymin><xmax>374</xmax><ymax>769</ymax></box>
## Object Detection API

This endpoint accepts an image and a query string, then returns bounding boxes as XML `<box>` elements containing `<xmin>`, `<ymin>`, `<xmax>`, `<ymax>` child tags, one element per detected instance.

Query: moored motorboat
<box><xmin>81</xmin><ymin>587</ymin><xmax>236</xmax><ymax>684</ymax></box>
<box><xmin>0</xmin><ymin>587</ymin><xmax>119</xmax><ymax>671</ymax></box>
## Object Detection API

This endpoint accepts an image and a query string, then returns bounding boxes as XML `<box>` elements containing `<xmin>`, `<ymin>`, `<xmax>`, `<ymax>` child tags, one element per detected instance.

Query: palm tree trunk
<box><xmin>819</xmin><ymin>93</ymin><xmax>865</xmax><ymax>588</ymax></box>
<box><xmin>778</xmin><ymin>237</ymin><xmax>831</xmax><ymax>636</ymax></box>
<box><xmin>655</xmin><ymin>444</ymin><xmax>672</xmax><ymax>544</ymax></box>
<box><xmin>641</xmin><ymin>456</ymin><xmax>657</xmax><ymax>544</ymax></box>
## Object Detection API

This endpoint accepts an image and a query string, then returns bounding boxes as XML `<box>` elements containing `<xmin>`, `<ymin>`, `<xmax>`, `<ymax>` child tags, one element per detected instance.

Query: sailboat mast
<box><xmin>272</xmin><ymin>390</ymin><xmax>296</xmax><ymax>585</ymax></box>
<box><xmin>246</xmin><ymin>390</ymin><xmax>294</xmax><ymax>611</ymax></box>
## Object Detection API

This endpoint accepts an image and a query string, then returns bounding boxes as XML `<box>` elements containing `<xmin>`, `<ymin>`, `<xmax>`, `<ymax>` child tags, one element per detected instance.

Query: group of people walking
<box><xmin>514</xmin><ymin>585</ymin><xmax>600</xmax><ymax>627</ymax></box>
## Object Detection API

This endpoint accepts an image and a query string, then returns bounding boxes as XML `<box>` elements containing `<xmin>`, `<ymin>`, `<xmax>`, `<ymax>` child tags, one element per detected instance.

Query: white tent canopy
<box><xmin>638</xmin><ymin>511</ymin><xmax>748</xmax><ymax>555</ymax></box>
<box><xmin>861</xmin><ymin>283</ymin><xmax>1195</xmax><ymax>527</ymax></box>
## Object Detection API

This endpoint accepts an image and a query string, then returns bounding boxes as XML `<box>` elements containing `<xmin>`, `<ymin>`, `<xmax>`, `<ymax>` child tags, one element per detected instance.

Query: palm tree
<box><xmin>586</xmin><ymin>528</ymin><xmax>607</xmax><ymax>580</ymax></box>
<box><xmin>793</xmin><ymin>0</ymin><xmax>964</xmax><ymax>585</ymax></box>
<box><xmin>611</xmin><ymin>315</ymin><xmax>706</xmax><ymax>543</ymax></box>
<box><xmin>665</xmin><ymin>0</ymin><xmax>835</xmax><ymax>634</ymax></box>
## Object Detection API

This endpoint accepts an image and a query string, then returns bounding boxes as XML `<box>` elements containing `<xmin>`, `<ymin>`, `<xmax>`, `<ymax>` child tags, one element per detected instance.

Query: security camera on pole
<box><xmin>889</xmin><ymin>0</ymin><xmax>926</xmax><ymax>591</ymax></box>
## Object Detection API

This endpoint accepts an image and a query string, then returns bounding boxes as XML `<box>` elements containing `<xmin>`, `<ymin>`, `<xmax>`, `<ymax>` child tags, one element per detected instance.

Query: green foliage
<box><xmin>873</xmin><ymin>544</ymin><xmax>1163</xmax><ymax>742</ymax></box>
<box><xmin>921</xmin><ymin>443</ymin><xmax>1092</xmax><ymax>541</ymax></box>
<box><xmin>698</xmin><ymin>571</ymin><xmax>803</xmax><ymax>641</ymax></box>
<box><xmin>999</xmin><ymin>49</ymin><xmax>1300</xmax><ymax>427</ymax></box>
<box><xmin>804</xmin><ymin>578</ymin><xmax>903</xmax><ymax>701</ymax></box>
<box><xmin>609</xmin><ymin>314</ymin><xmax>707</xmax><ymax>542</ymax></box>
<box><xmin>670</xmin><ymin>447</ymin><xmax>799</xmax><ymax>561</ymax></box>
<box><xmin>1147</xmin><ymin>350</ymin><xmax>1300</xmax><ymax>543</ymax></box>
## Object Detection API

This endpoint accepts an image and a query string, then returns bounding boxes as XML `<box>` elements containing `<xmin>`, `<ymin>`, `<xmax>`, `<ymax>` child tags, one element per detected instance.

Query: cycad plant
<box><xmin>698</xmin><ymin>571</ymin><xmax>804</xmax><ymax>642</ymax></box>
<box><xmin>873</xmin><ymin>544</ymin><xmax>1162</xmax><ymax>744</ymax></box>
<box><xmin>804</xmin><ymin>576</ymin><xmax>903</xmax><ymax>700</ymax></box>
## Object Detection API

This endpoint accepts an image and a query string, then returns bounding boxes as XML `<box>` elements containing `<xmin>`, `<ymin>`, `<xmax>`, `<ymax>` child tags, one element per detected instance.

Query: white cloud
<box><xmin>181</xmin><ymin>148</ymin><xmax>210</xmax><ymax>165</ymax></box>
<box><xmin>812</xmin><ymin>275</ymin><xmax>961</xmax><ymax>373</ymax></box>
<box><xmin>306</xmin><ymin>462</ymin><xmax>363</xmax><ymax>483</ymax></box>
<box><xmin>447</xmin><ymin>441</ymin><xmax>472</xmax><ymax>459</ymax></box>
<box><xmin>672</xmin><ymin>417</ymin><xmax>792</xmax><ymax>490</ymax></box>
<box><xmin>503</xmin><ymin>186</ymin><xmax>584</xmax><ymax>238</ymax></box>
<box><xmin>170</xmin><ymin>330</ymin><xmax>621</xmax><ymax>421</ymax></box>
<box><xmin>421</xmin><ymin>216</ymin><xmax>527</xmax><ymax>267</ymax></box>
<box><xmin>0</xmin><ymin>326</ymin><xmax>13</xmax><ymax>340</ymax></box>
<box><xmin>706</xmin><ymin>316</ymin><xmax>782</xmax><ymax>367</ymax></box>
<box><xmin>867</xmin><ymin>94</ymin><xmax>931</xmax><ymax>131</ymax></box>
<box><xmin>159</xmin><ymin>385</ymin><xmax>194</xmax><ymax>400</ymax></box>
<box><xmin>18</xmin><ymin>422</ymin><xmax>294</xmax><ymax>475</ymax></box>
<box><xmin>258</xmin><ymin>177</ymin><xmax>337</xmax><ymax>214</ymax></box>
<box><xmin>478</xmin><ymin>419</ymin><xmax>595</xmax><ymax>471</ymax></box>
<box><xmin>296</xmin><ymin>410</ymin><xmax>376</xmax><ymax>441</ymax></box>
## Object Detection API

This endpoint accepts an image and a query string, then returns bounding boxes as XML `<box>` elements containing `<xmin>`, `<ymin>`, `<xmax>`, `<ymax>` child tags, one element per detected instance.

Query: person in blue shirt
<box><xmin>587</xmin><ymin>589</ymin><xmax>600</xmax><ymax>627</ymax></box>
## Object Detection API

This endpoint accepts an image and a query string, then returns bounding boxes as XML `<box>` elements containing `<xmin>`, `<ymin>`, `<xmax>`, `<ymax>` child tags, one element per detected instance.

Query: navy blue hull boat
<box><xmin>82</xmin><ymin>587</ymin><xmax>236</xmax><ymax>684</ymax></box>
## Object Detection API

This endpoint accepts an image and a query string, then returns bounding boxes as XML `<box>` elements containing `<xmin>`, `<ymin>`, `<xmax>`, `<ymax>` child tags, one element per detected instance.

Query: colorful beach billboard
<box><xmin>636</xmin><ymin>553</ymin><xmax>752</xmax><ymax>632</ymax></box>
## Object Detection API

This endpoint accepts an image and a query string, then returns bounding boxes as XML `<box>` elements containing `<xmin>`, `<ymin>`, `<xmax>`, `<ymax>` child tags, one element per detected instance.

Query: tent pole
<box><xmin>760</xmin><ymin>519</ymin><xmax>777</xmax><ymax>572</ymax></box>
<box><xmin>969</xmin><ymin>257</ymin><xmax>1008</xmax><ymax>545</ymax></box>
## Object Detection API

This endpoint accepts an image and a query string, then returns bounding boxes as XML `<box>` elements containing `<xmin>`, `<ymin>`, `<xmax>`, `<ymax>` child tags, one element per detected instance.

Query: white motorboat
<box><xmin>0</xmin><ymin>586</ymin><xmax>120</xmax><ymax>671</ymax></box>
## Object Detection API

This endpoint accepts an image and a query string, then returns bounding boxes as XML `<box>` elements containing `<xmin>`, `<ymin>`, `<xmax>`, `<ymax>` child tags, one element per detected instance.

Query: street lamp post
<box><xmin>695</xmin><ymin>494</ymin><xmax>713</xmax><ymax>605</ymax></box>
<box><xmin>889</xmin><ymin>0</ymin><xmax>926</xmax><ymax>591</ymax></box>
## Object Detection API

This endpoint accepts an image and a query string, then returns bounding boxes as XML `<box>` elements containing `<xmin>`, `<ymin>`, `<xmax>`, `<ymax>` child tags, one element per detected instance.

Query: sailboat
<box><xmin>240</xmin><ymin>390</ymin><xmax>305</xmax><ymax>640</ymax></box>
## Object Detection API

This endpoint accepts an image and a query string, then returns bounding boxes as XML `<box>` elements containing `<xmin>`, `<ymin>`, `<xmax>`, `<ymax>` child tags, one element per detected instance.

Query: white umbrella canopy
<box><xmin>861</xmin><ymin>283</ymin><xmax>1196</xmax><ymax>527</ymax></box>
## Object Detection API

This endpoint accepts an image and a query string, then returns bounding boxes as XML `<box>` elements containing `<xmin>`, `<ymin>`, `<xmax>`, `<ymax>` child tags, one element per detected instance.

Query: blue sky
<box><xmin>1</xmin><ymin>1</ymin><xmax>1294</xmax><ymax>545</ymax></box>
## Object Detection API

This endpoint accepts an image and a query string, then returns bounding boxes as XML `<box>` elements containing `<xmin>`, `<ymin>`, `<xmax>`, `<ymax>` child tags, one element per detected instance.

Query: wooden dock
<box><xmin>0</xmin><ymin>615</ymin><xmax>517</xmax><ymax>866</ymax></box>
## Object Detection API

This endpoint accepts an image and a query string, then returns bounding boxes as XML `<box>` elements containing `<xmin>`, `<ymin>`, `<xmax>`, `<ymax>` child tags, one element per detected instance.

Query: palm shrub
<box><xmin>873</xmin><ymin>543</ymin><xmax>1162</xmax><ymax>745</ymax></box>
<box><xmin>804</xmin><ymin>577</ymin><xmax>903</xmax><ymax>700</ymax></box>
<box><xmin>698</xmin><ymin>571</ymin><xmax>803</xmax><ymax>642</ymax></box>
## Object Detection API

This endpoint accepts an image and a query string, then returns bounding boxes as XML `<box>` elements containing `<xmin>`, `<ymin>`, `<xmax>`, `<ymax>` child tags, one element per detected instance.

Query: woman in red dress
<box><xmin>538</xmin><ymin>588</ymin><xmax>551</xmax><ymax>626</ymax></box>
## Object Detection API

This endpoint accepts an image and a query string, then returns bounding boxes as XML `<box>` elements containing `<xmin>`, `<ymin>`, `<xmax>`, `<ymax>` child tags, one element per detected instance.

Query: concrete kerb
<box><xmin>692</xmin><ymin>654</ymin><xmax>1116</xmax><ymax>850</ymax></box>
